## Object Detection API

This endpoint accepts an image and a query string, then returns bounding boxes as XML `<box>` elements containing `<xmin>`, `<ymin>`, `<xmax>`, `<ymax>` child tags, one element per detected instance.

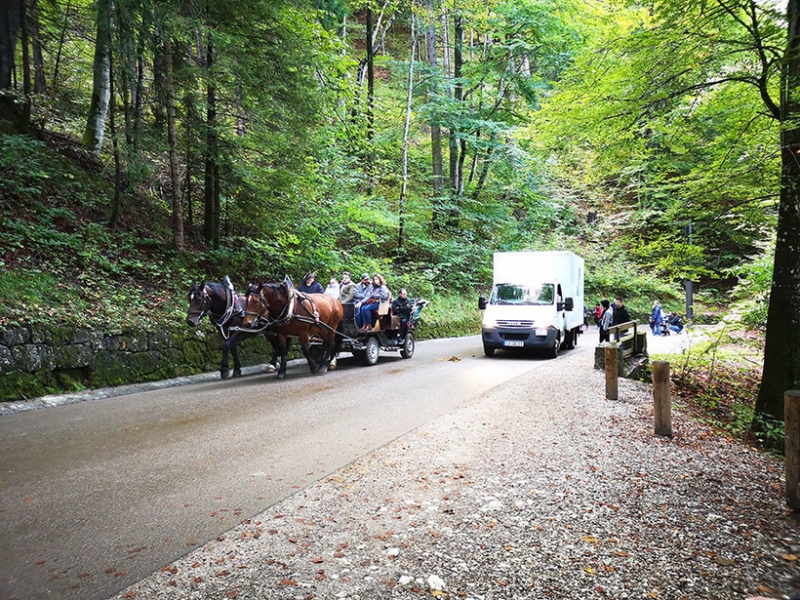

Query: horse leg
<box><xmin>266</xmin><ymin>338</ymin><xmax>278</xmax><ymax>373</ymax></box>
<box><xmin>220</xmin><ymin>339</ymin><xmax>231</xmax><ymax>379</ymax></box>
<box><xmin>229</xmin><ymin>334</ymin><xmax>243</xmax><ymax>378</ymax></box>
<box><xmin>276</xmin><ymin>336</ymin><xmax>288</xmax><ymax>380</ymax></box>
<box><xmin>298</xmin><ymin>333</ymin><xmax>318</xmax><ymax>374</ymax></box>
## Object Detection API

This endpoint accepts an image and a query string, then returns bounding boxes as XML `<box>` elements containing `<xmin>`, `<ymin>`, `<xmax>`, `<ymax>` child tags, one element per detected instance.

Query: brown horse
<box><xmin>242</xmin><ymin>282</ymin><xmax>344</xmax><ymax>379</ymax></box>
<box><xmin>186</xmin><ymin>279</ymin><xmax>281</xmax><ymax>379</ymax></box>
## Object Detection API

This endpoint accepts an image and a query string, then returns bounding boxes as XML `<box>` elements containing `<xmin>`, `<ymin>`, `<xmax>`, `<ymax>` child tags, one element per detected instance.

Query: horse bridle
<box><xmin>188</xmin><ymin>284</ymin><xmax>240</xmax><ymax>338</ymax></box>
<box><xmin>187</xmin><ymin>286</ymin><xmax>212</xmax><ymax>324</ymax></box>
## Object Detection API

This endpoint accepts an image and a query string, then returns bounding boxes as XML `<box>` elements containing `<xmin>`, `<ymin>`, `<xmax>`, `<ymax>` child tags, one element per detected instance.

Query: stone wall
<box><xmin>0</xmin><ymin>324</ymin><xmax>277</xmax><ymax>402</ymax></box>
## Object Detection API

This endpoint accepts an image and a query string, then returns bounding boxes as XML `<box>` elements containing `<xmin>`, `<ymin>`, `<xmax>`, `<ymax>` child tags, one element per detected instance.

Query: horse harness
<box><xmin>189</xmin><ymin>283</ymin><xmax>244</xmax><ymax>340</ymax></box>
<box><xmin>245</xmin><ymin>286</ymin><xmax>323</xmax><ymax>333</ymax></box>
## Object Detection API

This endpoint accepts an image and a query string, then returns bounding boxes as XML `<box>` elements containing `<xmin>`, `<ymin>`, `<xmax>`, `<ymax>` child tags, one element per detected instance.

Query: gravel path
<box><xmin>112</xmin><ymin>346</ymin><xmax>800</xmax><ymax>600</ymax></box>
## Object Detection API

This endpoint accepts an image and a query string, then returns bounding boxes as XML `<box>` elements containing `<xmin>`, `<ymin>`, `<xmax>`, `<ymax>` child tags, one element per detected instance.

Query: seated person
<box><xmin>339</xmin><ymin>271</ymin><xmax>356</xmax><ymax>303</ymax></box>
<box><xmin>355</xmin><ymin>274</ymin><xmax>389</xmax><ymax>331</ymax></box>
<box><xmin>298</xmin><ymin>272</ymin><xmax>324</xmax><ymax>294</ymax></box>
<box><xmin>391</xmin><ymin>288</ymin><xmax>413</xmax><ymax>338</ymax></box>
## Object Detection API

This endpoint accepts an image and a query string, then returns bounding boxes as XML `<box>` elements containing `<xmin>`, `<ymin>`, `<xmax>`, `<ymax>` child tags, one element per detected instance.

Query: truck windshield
<box><xmin>490</xmin><ymin>284</ymin><xmax>554</xmax><ymax>306</ymax></box>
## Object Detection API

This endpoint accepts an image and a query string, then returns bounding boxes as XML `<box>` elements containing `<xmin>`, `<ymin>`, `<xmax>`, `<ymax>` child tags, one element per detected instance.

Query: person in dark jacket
<box><xmin>298</xmin><ymin>272</ymin><xmax>324</xmax><ymax>295</ymax></box>
<box><xmin>598</xmin><ymin>299</ymin><xmax>612</xmax><ymax>343</ymax></box>
<box><xmin>391</xmin><ymin>288</ymin><xmax>414</xmax><ymax>338</ymax></box>
<box><xmin>612</xmin><ymin>296</ymin><xmax>631</xmax><ymax>326</ymax></box>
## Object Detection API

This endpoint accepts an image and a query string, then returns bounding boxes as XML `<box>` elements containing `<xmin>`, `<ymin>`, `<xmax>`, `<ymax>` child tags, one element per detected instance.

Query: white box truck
<box><xmin>478</xmin><ymin>251</ymin><xmax>585</xmax><ymax>358</ymax></box>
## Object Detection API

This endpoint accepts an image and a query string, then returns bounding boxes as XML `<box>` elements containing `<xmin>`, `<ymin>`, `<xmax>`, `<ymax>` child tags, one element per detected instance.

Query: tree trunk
<box><xmin>399</xmin><ymin>9</ymin><xmax>416</xmax><ymax>257</ymax></box>
<box><xmin>426</xmin><ymin>0</ymin><xmax>444</xmax><ymax>227</ymax></box>
<box><xmin>754</xmin><ymin>0</ymin><xmax>800</xmax><ymax>427</ymax></box>
<box><xmin>164</xmin><ymin>34</ymin><xmax>184</xmax><ymax>254</ymax></box>
<box><xmin>19</xmin><ymin>0</ymin><xmax>30</xmax><ymax>127</ymax></box>
<box><xmin>366</xmin><ymin>5</ymin><xmax>374</xmax><ymax>188</ymax></box>
<box><xmin>28</xmin><ymin>0</ymin><xmax>45</xmax><ymax>94</ymax></box>
<box><xmin>108</xmin><ymin>49</ymin><xmax>122</xmax><ymax>229</ymax></box>
<box><xmin>82</xmin><ymin>0</ymin><xmax>113</xmax><ymax>154</ymax></box>
<box><xmin>446</xmin><ymin>13</ymin><xmax>464</xmax><ymax>229</ymax></box>
<box><xmin>0</xmin><ymin>0</ymin><xmax>20</xmax><ymax>90</ymax></box>
<box><xmin>203</xmin><ymin>33</ymin><xmax>220</xmax><ymax>248</ymax></box>
<box><xmin>51</xmin><ymin>0</ymin><xmax>70</xmax><ymax>91</ymax></box>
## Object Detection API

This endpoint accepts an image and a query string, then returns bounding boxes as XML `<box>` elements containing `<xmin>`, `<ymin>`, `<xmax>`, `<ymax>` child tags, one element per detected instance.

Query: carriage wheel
<box><xmin>400</xmin><ymin>333</ymin><xmax>416</xmax><ymax>359</ymax></box>
<box><xmin>361</xmin><ymin>336</ymin><xmax>380</xmax><ymax>366</ymax></box>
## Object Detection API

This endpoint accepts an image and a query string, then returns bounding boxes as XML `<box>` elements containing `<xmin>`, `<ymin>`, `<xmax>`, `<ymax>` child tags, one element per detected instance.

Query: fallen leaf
<box><xmin>582</xmin><ymin>536</ymin><xmax>599</xmax><ymax>543</ymax></box>
<box><xmin>716</xmin><ymin>557</ymin><xmax>736</xmax><ymax>566</ymax></box>
<box><xmin>311</xmin><ymin>557</ymin><xmax>324</xmax><ymax>564</ymax></box>
<box><xmin>782</xmin><ymin>554</ymin><xmax>798</xmax><ymax>561</ymax></box>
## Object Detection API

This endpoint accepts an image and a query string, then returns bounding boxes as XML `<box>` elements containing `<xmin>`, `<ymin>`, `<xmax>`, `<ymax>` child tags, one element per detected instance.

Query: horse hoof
<box><xmin>328</xmin><ymin>358</ymin><xmax>337</xmax><ymax>370</ymax></box>
<box><xmin>317</xmin><ymin>366</ymin><xmax>327</xmax><ymax>375</ymax></box>
<box><xmin>233</xmin><ymin>369</ymin><xmax>242</xmax><ymax>378</ymax></box>
<box><xmin>277</xmin><ymin>372</ymin><xmax>286</xmax><ymax>380</ymax></box>
<box><xmin>266</xmin><ymin>364</ymin><xmax>276</xmax><ymax>373</ymax></box>
<box><xmin>221</xmin><ymin>369</ymin><xmax>230</xmax><ymax>380</ymax></box>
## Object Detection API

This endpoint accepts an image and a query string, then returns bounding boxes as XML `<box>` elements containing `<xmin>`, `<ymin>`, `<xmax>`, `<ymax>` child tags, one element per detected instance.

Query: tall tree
<box><xmin>756</xmin><ymin>0</ymin><xmax>800</xmax><ymax>427</ymax></box>
<box><xmin>425</xmin><ymin>0</ymin><xmax>444</xmax><ymax>226</ymax></box>
<box><xmin>83</xmin><ymin>0</ymin><xmax>113</xmax><ymax>154</ymax></box>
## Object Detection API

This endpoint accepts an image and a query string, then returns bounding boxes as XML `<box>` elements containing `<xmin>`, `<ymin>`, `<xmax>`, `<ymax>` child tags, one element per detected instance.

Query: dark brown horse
<box><xmin>186</xmin><ymin>279</ymin><xmax>280</xmax><ymax>379</ymax></box>
<box><xmin>241</xmin><ymin>282</ymin><xmax>343</xmax><ymax>379</ymax></box>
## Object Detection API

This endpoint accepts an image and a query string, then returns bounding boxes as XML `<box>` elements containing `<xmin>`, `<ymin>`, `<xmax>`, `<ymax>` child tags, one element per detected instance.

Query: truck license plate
<box><xmin>504</xmin><ymin>340</ymin><xmax>524</xmax><ymax>347</ymax></box>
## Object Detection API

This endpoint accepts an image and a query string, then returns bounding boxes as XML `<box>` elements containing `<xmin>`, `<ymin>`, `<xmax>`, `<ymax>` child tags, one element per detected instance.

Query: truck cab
<box><xmin>479</xmin><ymin>252</ymin><xmax>584</xmax><ymax>359</ymax></box>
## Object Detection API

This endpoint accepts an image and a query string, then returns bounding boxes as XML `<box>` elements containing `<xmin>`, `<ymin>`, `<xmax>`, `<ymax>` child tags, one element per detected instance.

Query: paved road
<box><xmin>0</xmin><ymin>334</ymin><xmax>590</xmax><ymax>600</ymax></box>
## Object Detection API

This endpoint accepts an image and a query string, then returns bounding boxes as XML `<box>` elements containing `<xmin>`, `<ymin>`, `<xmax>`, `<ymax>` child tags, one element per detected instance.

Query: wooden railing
<box><xmin>608</xmin><ymin>320</ymin><xmax>640</xmax><ymax>358</ymax></box>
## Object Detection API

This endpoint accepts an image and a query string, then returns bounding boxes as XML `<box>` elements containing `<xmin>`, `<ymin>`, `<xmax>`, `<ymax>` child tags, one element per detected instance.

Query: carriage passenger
<box><xmin>325</xmin><ymin>277</ymin><xmax>340</xmax><ymax>299</ymax></box>
<box><xmin>391</xmin><ymin>288</ymin><xmax>413</xmax><ymax>338</ymax></box>
<box><xmin>338</xmin><ymin>271</ymin><xmax>356</xmax><ymax>303</ymax></box>
<box><xmin>298</xmin><ymin>272</ymin><xmax>324</xmax><ymax>295</ymax></box>
<box><xmin>356</xmin><ymin>274</ymin><xmax>390</xmax><ymax>331</ymax></box>
<box><xmin>353</xmin><ymin>273</ymin><xmax>371</xmax><ymax>304</ymax></box>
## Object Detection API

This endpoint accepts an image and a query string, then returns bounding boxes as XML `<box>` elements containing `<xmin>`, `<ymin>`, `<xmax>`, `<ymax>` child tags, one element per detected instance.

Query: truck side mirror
<box><xmin>564</xmin><ymin>297</ymin><xmax>574</xmax><ymax>311</ymax></box>
<box><xmin>478</xmin><ymin>296</ymin><xmax>487</xmax><ymax>310</ymax></box>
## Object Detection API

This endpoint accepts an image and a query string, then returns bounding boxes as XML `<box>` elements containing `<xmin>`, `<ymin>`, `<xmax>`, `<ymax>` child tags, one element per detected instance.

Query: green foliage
<box><xmin>725</xmin><ymin>239</ymin><xmax>774</xmax><ymax>330</ymax></box>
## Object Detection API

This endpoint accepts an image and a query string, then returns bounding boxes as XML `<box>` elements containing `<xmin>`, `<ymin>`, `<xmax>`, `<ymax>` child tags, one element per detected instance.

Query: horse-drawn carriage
<box><xmin>337</xmin><ymin>297</ymin><xmax>428</xmax><ymax>366</ymax></box>
<box><xmin>186</xmin><ymin>277</ymin><xmax>427</xmax><ymax>379</ymax></box>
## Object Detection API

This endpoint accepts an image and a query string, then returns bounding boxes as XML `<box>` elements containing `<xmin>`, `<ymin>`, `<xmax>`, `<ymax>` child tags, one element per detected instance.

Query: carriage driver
<box><xmin>298</xmin><ymin>272</ymin><xmax>324</xmax><ymax>295</ymax></box>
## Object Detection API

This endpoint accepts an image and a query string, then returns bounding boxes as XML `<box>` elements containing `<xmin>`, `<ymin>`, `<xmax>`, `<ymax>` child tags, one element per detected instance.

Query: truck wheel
<box><xmin>400</xmin><ymin>332</ymin><xmax>416</xmax><ymax>359</ymax></box>
<box><xmin>548</xmin><ymin>336</ymin><xmax>559</xmax><ymax>359</ymax></box>
<box><xmin>483</xmin><ymin>344</ymin><xmax>495</xmax><ymax>357</ymax></box>
<box><xmin>361</xmin><ymin>336</ymin><xmax>380</xmax><ymax>366</ymax></box>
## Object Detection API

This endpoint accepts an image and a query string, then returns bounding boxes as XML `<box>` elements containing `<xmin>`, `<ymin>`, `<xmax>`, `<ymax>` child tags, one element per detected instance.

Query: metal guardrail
<box><xmin>608</xmin><ymin>320</ymin><xmax>640</xmax><ymax>358</ymax></box>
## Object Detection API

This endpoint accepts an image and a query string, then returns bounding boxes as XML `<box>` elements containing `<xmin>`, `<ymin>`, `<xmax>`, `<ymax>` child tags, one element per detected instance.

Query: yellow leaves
<box><xmin>782</xmin><ymin>553</ymin><xmax>798</xmax><ymax>561</ymax></box>
<box><xmin>582</xmin><ymin>535</ymin><xmax>599</xmax><ymax>543</ymax></box>
<box><xmin>431</xmin><ymin>590</ymin><xmax>447</xmax><ymax>598</ymax></box>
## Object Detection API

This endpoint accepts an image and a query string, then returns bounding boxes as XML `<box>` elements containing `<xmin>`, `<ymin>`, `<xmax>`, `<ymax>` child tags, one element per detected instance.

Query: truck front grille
<box><xmin>496</xmin><ymin>320</ymin><xmax>535</xmax><ymax>328</ymax></box>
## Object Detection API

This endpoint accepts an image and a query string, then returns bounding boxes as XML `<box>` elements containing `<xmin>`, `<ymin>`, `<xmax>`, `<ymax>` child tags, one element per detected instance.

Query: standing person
<box><xmin>338</xmin><ymin>271</ymin><xmax>356</xmax><ymax>303</ymax></box>
<box><xmin>391</xmin><ymin>288</ymin><xmax>414</xmax><ymax>338</ymax></box>
<box><xmin>599</xmin><ymin>299</ymin><xmax>613</xmax><ymax>343</ymax></box>
<box><xmin>594</xmin><ymin>303</ymin><xmax>603</xmax><ymax>327</ymax></box>
<box><xmin>356</xmin><ymin>274</ymin><xmax>389</xmax><ymax>331</ymax></box>
<box><xmin>298</xmin><ymin>272</ymin><xmax>324</xmax><ymax>295</ymax></box>
<box><xmin>650</xmin><ymin>300</ymin><xmax>663</xmax><ymax>336</ymax></box>
<box><xmin>324</xmin><ymin>277</ymin><xmax>340</xmax><ymax>299</ymax></box>
<box><xmin>612</xmin><ymin>296</ymin><xmax>631</xmax><ymax>326</ymax></box>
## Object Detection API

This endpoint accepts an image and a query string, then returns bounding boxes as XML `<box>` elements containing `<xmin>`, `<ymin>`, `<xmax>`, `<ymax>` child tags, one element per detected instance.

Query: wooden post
<box><xmin>785</xmin><ymin>390</ymin><xmax>800</xmax><ymax>510</ymax></box>
<box><xmin>605</xmin><ymin>345</ymin><xmax>618</xmax><ymax>400</ymax></box>
<box><xmin>653</xmin><ymin>361</ymin><xmax>672</xmax><ymax>437</ymax></box>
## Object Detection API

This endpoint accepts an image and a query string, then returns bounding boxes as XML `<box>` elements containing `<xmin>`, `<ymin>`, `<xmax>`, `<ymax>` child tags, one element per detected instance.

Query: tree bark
<box><xmin>82</xmin><ymin>0</ymin><xmax>113</xmax><ymax>154</ymax></box>
<box><xmin>399</xmin><ymin>9</ymin><xmax>416</xmax><ymax>256</ymax></box>
<box><xmin>28</xmin><ymin>0</ymin><xmax>45</xmax><ymax>94</ymax></box>
<box><xmin>164</xmin><ymin>34</ymin><xmax>184</xmax><ymax>254</ymax></box>
<box><xmin>203</xmin><ymin>32</ymin><xmax>220</xmax><ymax>248</ymax></box>
<box><xmin>0</xmin><ymin>0</ymin><xmax>20</xmax><ymax>90</ymax></box>
<box><xmin>19</xmin><ymin>0</ymin><xmax>30</xmax><ymax>127</ymax></box>
<box><xmin>754</xmin><ymin>0</ymin><xmax>800</xmax><ymax>427</ymax></box>
<box><xmin>426</xmin><ymin>0</ymin><xmax>444</xmax><ymax>227</ymax></box>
